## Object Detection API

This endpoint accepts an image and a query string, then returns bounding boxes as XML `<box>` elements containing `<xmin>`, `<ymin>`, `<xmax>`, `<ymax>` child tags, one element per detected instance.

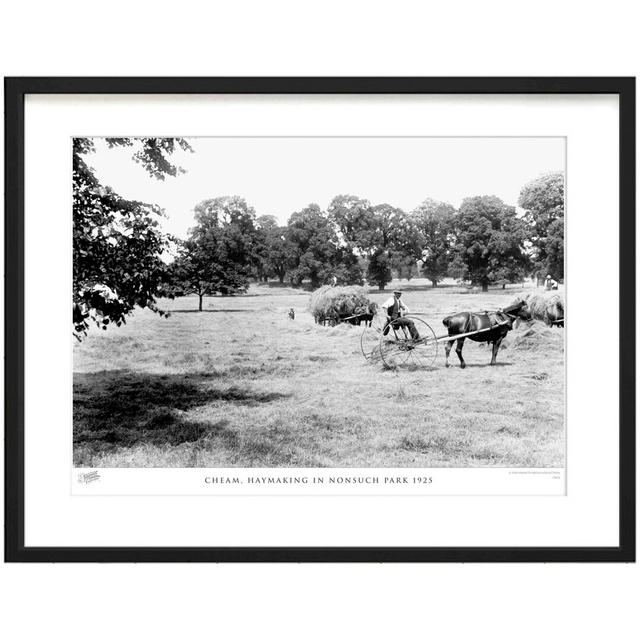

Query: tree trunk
<box><xmin>502</xmin><ymin>283</ymin><xmax>506</xmax><ymax>289</ymax></box>
<box><xmin>378</xmin><ymin>283</ymin><xmax>385</xmax><ymax>291</ymax></box>
<box><xmin>198</xmin><ymin>294</ymin><xmax>203</xmax><ymax>311</ymax></box>
<box><xmin>482</xmin><ymin>283</ymin><xmax>488</xmax><ymax>292</ymax></box>
<box><xmin>278</xmin><ymin>273</ymin><xmax>285</xmax><ymax>283</ymax></box>
<box><xmin>431</xmin><ymin>279</ymin><xmax>438</xmax><ymax>287</ymax></box>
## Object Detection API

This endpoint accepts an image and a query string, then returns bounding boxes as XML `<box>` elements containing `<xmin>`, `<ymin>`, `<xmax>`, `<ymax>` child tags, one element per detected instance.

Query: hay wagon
<box><xmin>315</xmin><ymin>310</ymin><xmax>374</xmax><ymax>327</ymax></box>
<box><xmin>360</xmin><ymin>313</ymin><xmax>514</xmax><ymax>369</ymax></box>
<box><xmin>310</xmin><ymin>285</ymin><xmax>377</xmax><ymax>327</ymax></box>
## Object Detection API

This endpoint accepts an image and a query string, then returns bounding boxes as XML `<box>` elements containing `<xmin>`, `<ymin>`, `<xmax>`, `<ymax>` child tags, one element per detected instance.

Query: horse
<box><xmin>442</xmin><ymin>300</ymin><xmax>530</xmax><ymax>368</ymax></box>
<box><xmin>546</xmin><ymin>301</ymin><xmax>564</xmax><ymax>327</ymax></box>
<box><xmin>344</xmin><ymin>303</ymin><xmax>379</xmax><ymax>327</ymax></box>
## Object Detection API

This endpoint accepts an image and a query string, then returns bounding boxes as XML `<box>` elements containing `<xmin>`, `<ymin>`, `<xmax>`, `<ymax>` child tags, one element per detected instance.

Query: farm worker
<box><xmin>382</xmin><ymin>290</ymin><xmax>409</xmax><ymax>317</ymax></box>
<box><xmin>545</xmin><ymin>275</ymin><xmax>558</xmax><ymax>291</ymax></box>
<box><xmin>381</xmin><ymin>290</ymin><xmax>419</xmax><ymax>339</ymax></box>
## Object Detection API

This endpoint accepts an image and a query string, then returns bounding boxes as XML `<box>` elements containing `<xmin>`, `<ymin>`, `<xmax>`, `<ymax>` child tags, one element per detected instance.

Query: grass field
<box><xmin>73</xmin><ymin>278</ymin><xmax>565</xmax><ymax>468</ymax></box>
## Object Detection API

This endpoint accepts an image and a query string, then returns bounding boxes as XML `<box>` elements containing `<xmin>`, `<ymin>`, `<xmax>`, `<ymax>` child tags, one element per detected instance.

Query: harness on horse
<box><xmin>469</xmin><ymin>302</ymin><xmax>522</xmax><ymax>334</ymax></box>
<box><xmin>470</xmin><ymin>311</ymin><xmax>508</xmax><ymax>333</ymax></box>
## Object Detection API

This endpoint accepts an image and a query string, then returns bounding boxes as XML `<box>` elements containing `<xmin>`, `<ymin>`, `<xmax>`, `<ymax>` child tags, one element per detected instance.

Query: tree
<box><xmin>333</xmin><ymin>250</ymin><xmax>364</xmax><ymax>285</ymax></box>
<box><xmin>543</xmin><ymin>218</ymin><xmax>564</xmax><ymax>282</ymax></box>
<box><xmin>411</xmin><ymin>198</ymin><xmax>456</xmax><ymax>286</ymax></box>
<box><xmin>366</xmin><ymin>249</ymin><xmax>393</xmax><ymax>290</ymax></box>
<box><xmin>329</xmin><ymin>196</ymin><xmax>414</xmax><ymax>290</ymax></box>
<box><xmin>451</xmin><ymin>195</ymin><xmax>529</xmax><ymax>292</ymax></box>
<box><xmin>286</xmin><ymin>204</ymin><xmax>362</xmax><ymax>287</ymax></box>
<box><xmin>253</xmin><ymin>215</ymin><xmax>277</xmax><ymax>281</ymax></box>
<box><xmin>364</xmin><ymin>203</ymin><xmax>414</xmax><ymax>290</ymax></box>
<box><xmin>327</xmin><ymin>194</ymin><xmax>385</xmax><ymax>286</ymax></box>
<box><xmin>327</xmin><ymin>194</ymin><xmax>374</xmax><ymax>249</ymax></box>
<box><xmin>254</xmin><ymin>215</ymin><xmax>293</xmax><ymax>283</ymax></box>
<box><xmin>390</xmin><ymin>252</ymin><xmax>418</xmax><ymax>281</ymax></box>
<box><xmin>286</xmin><ymin>204</ymin><xmax>336</xmax><ymax>287</ymax></box>
<box><xmin>166</xmin><ymin>197</ymin><xmax>256</xmax><ymax>311</ymax></box>
<box><xmin>518</xmin><ymin>171</ymin><xmax>565</xmax><ymax>281</ymax></box>
<box><xmin>488</xmin><ymin>211</ymin><xmax>531</xmax><ymax>288</ymax></box>
<box><xmin>193</xmin><ymin>196</ymin><xmax>260</xmax><ymax>270</ymax></box>
<box><xmin>73</xmin><ymin>137</ymin><xmax>192</xmax><ymax>339</ymax></box>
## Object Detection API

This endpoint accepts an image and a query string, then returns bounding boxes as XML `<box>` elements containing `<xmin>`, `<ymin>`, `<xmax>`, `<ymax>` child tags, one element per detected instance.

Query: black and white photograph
<box><xmin>73</xmin><ymin>136</ymin><xmax>566</xmax><ymax>472</ymax></box>
<box><xmin>4</xmin><ymin>75</ymin><xmax>634</xmax><ymax>566</ymax></box>
<box><xmin>2</xmin><ymin>1</ymin><xmax>637</xmax><ymax>634</ymax></box>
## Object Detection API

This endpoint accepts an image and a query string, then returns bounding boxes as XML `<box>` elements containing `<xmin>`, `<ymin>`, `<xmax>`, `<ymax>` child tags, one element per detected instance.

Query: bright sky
<box><xmin>86</xmin><ymin>137</ymin><xmax>565</xmax><ymax>239</ymax></box>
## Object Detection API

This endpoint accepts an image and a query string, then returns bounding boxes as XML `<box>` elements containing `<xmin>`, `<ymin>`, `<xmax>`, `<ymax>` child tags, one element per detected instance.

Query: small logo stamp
<box><xmin>78</xmin><ymin>470</ymin><xmax>101</xmax><ymax>484</ymax></box>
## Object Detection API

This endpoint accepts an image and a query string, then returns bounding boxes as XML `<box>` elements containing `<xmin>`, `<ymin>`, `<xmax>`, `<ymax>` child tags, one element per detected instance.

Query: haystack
<box><xmin>309</xmin><ymin>285</ymin><xmax>376</xmax><ymax>324</ymax></box>
<box><xmin>515</xmin><ymin>291</ymin><xmax>564</xmax><ymax>326</ymax></box>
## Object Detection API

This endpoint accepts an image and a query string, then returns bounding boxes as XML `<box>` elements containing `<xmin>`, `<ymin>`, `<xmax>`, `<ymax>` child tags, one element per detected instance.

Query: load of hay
<box><xmin>309</xmin><ymin>285</ymin><xmax>377</xmax><ymax>326</ymax></box>
<box><xmin>516</xmin><ymin>291</ymin><xmax>565</xmax><ymax>326</ymax></box>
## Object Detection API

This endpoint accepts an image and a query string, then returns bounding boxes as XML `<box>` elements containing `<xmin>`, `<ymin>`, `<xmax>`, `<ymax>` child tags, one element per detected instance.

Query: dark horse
<box><xmin>442</xmin><ymin>300</ymin><xmax>530</xmax><ymax>368</ymax></box>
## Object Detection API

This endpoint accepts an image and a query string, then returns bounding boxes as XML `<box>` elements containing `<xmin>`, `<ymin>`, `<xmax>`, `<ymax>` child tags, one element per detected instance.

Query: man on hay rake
<box><xmin>362</xmin><ymin>292</ymin><xmax>530</xmax><ymax>370</ymax></box>
<box><xmin>381</xmin><ymin>290</ymin><xmax>420</xmax><ymax>340</ymax></box>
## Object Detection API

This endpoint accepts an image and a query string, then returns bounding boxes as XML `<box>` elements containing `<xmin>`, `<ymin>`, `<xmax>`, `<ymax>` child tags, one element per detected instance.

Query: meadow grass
<box><xmin>73</xmin><ymin>278</ymin><xmax>565</xmax><ymax>468</ymax></box>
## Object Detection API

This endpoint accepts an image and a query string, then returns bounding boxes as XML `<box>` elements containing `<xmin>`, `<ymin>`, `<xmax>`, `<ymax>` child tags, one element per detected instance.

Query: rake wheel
<box><xmin>378</xmin><ymin>316</ymin><xmax>438</xmax><ymax>369</ymax></box>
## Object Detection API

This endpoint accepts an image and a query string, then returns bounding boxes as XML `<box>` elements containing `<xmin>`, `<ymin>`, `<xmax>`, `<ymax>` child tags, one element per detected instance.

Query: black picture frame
<box><xmin>4</xmin><ymin>77</ymin><xmax>635</xmax><ymax>563</ymax></box>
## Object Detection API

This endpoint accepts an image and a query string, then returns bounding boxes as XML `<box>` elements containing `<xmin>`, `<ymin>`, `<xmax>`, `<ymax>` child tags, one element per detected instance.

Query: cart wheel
<box><xmin>379</xmin><ymin>315</ymin><xmax>438</xmax><ymax>369</ymax></box>
<box><xmin>360</xmin><ymin>315</ymin><xmax>384</xmax><ymax>363</ymax></box>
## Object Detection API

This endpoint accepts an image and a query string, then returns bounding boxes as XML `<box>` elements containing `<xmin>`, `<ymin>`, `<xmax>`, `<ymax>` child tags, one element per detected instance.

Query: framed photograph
<box><xmin>4</xmin><ymin>77</ymin><xmax>635</xmax><ymax>562</ymax></box>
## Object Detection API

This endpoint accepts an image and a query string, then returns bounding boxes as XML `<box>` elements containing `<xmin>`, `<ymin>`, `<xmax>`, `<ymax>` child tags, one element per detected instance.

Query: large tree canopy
<box><xmin>329</xmin><ymin>195</ymin><xmax>414</xmax><ymax>290</ymax></box>
<box><xmin>328</xmin><ymin>194</ymin><xmax>374</xmax><ymax>249</ymax></box>
<box><xmin>518</xmin><ymin>171</ymin><xmax>565</xmax><ymax>280</ymax></box>
<box><xmin>286</xmin><ymin>204</ymin><xmax>340</xmax><ymax>287</ymax></box>
<box><xmin>451</xmin><ymin>195</ymin><xmax>529</xmax><ymax>291</ymax></box>
<box><xmin>411</xmin><ymin>198</ymin><xmax>456</xmax><ymax>286</ymax></box>
<box><xmin>165</xmin><ymin>196</ymin><xmax>257</xmax><ymax>311</ymax></box>
<box><xmin>364</xmin><ymin>203</ymin><xmax>414</xmax><ymax>290</ymax></box>
<box><xmin>254</xmin><ymin>215</ymin><xmax>294</xmax><ymax>284</ymax></box>
<box><xmin>73</xmin><ymin>137</ymin><xmax>192</xmax><ymax>339</ymax></box>
<box><xmin>286</xmin><ymin>204</ymin><xmax>362</xmax><ymax>287</ymax></box>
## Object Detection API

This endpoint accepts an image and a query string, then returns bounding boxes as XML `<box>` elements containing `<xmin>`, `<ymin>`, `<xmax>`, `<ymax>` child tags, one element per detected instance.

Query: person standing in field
<box><xmin>381</xmin><ymin>290</ymin><xmax>419</xmax><ymax>339</ymax></box>
<box><xmin>545</xmin><ymin>274</ymin><xmax>559</xmax><ymax>291</ymax></box>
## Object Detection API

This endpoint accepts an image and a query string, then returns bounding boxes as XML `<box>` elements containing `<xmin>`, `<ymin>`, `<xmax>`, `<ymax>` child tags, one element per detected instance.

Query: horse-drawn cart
<box><xmin>360</xmin><ymin>302</ymin><xmax>529</xmax><ymax>369</ymax></box>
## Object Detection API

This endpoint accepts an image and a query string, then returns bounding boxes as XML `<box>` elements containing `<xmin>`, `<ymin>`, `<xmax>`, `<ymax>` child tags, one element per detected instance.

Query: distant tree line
<box><xmin>73</xmin><ymin>136</ymin><xmax>564</xmax><ymax>332</ymax></box>
<box><xmin>164</xmin><ymin>172</ymin><xmax>564</xmax><ymax>306</ymax></box>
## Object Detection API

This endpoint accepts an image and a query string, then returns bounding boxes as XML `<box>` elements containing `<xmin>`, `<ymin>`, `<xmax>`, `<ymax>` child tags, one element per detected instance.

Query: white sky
<box><xmin>85</xmin><ymin>137</ymin><xmax>565</xmax><ymax>239</ymax></box>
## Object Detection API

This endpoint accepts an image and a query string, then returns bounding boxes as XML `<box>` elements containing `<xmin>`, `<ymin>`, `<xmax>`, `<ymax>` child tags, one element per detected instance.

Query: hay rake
<box><xmin>360</xmin><ymin>314</ymin><xmax>512</xmax><ymax>369</ymax></box>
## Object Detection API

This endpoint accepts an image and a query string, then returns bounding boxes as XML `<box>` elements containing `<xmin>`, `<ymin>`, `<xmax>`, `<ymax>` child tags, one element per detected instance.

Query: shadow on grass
<box><xmin>367</xmin><ymin>283</ymin><xmax>527</xmax><ymax>295</ymax></box>
<box><xmin>73</xmin><ymin>370</ymin><xmax>288</xmax><ymax>453</ymax></box>
<box><xmin>171</xmin><ymin>309</ymin><xmax>249</xmax><ymax>314</ymax></box>
<box><xmin>366</xmin><ymin>283</ymin><xmax>458</xmax><ymax>294</ymax></box>
<box><xmin>445</xmin><ymin>362</ymin><xmax>514</xmax><ymax>369</ymax></box>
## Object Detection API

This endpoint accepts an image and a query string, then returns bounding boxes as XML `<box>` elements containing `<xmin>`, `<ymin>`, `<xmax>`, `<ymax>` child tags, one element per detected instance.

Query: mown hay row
<box><xmin>502</xmin><ymin>320</ymin><xmax>564</xmax><ymax>351</ymax></box>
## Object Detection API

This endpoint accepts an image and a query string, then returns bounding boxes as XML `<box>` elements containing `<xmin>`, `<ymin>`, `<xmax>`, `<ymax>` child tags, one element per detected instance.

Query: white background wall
<box><xmin>1</xmin><ymin>2</ymin><xmax>638</xmax><ymax>638</ymax></box>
